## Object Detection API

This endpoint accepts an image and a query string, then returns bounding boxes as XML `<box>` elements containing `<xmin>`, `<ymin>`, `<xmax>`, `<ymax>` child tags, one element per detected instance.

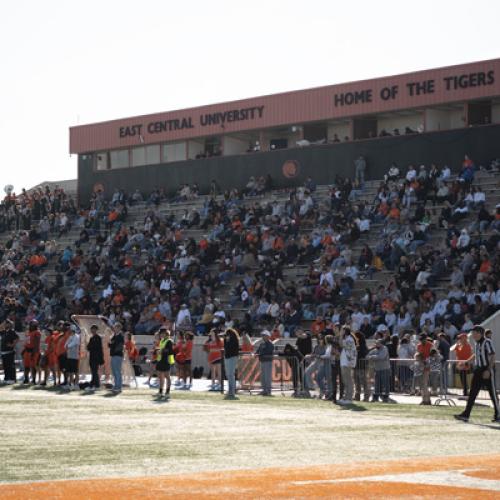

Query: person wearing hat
<box><xmin>256</xmin><ymin>330</ymin><xmax>274</xmax><ymax>396</ymax></box>
<box><xmin>109</xmin><ymin>322</ymin><xmax>125</xmax><ymax>394</ymax></box>
<box><xmin>0</xmin><ymin>319</ymin><xmax>19</xmax><ymax>384</ymax></box>
<box><xmin>87</xmin><ymin>325</ymin><xmax>104</xmax><ymax>390</ymax></box>
<box><xmin>455</xmin><ymin>325</ymin><xmax>499</xmax><ymax>423</ymax></box>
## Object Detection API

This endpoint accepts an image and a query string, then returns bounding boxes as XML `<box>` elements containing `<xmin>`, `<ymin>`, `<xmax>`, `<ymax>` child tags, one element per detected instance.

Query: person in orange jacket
<box><xmin>23</xmin><ymin>320</ymin><xmax>41</xmax><ymax>384</ymax></box>
<box><xmin>55</xmin><ymin>322</ymin><xmax>71</xmax><ymax>386</ymax></box>
<box><xmin>175</xmin><ymin>332</ymin><xmax>193</xmax><ymax>389</ymax></box>
<box><xmin>41</xmin><ymin>327</ymin><xmax>59</xmax><ymax>386</ymax></box>
<box><xmin>125</xmin><ymin>332</ymin><xmax>139</xmax><ymax>377</ymax></box>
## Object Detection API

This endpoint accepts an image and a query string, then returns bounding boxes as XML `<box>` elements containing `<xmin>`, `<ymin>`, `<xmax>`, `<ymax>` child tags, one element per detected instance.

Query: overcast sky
<box><xmin>1</xmin><ymin>0</ymin><xmax>499</xmax><ymax>191</ymax></box>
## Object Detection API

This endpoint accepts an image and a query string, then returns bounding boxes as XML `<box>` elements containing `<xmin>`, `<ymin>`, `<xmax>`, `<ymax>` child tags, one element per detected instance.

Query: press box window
<box><xmin>132</xmin><ymin>147</ymin><xmax>146</xmax><ymax>167</ymax></box>
<box><xmin>162</xmin><ymin>142</ymin><xmax>186</xmax><ymax>162</ymax></box>
<box><xmin>146</xmin><ymin>145</ymin><xmax>160</xmax><ymax>164</ymax></box>
<box><xmin>132</xmin><ymin>145</ymin><xmax>160</xmax><ymax>166</ymax></box>
<box><xmin>96</xmin><ymin>152</ymin><xmax>109</xmax><ymax>170</ymax></box>
<box><xmin>110</xmin><ymin>149</ymin><xmax>130</xmax><ymax>169</ymax></box>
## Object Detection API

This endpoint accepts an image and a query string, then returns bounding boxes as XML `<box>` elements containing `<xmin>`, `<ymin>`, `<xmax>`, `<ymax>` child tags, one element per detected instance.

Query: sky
<box><xmin>1</xmin><ymin>0</ymin><xmax>499</xmax><ymax>191</ymax></box>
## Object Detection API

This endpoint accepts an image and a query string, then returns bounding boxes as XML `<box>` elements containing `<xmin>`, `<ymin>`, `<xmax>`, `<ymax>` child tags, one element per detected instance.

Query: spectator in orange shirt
<box><xmin>42</xmin><ymin>328</ymin><xmax>59</xmax><ymax>386</ymax></box>
<box><xmin>476</xmin><ymin>257</ymin><xmax>491</xmax><ymax>286</ymax></box>
<box><xmin>112</xmin><ymin>290</ymin><xmax>125</xmax><ymax>306</ymax></box>
<box><xmin>107</xmin><ymin>210</ymin><xmax>119</xmax><ymax>228</ymax></box>
<box><xmin>55</xmin><ymin>323</ymin><xmax>71</xmax><ymax>386</ymax></box>
<box><xmin>22</xmin><ymin>320</ymin><xmax>41</xmax><ymax>384</ymax></box>
<box><xmin>205</xmin><ymin>330</ymin><xmax>223</xmax><ymax>390</ymax></box>
<box><xmin>175</xmin><ymin>332</ymin><xmax>193</xmax><ymax>389</ymax></box>
<box><xmin>231</xmin><ymin>217</ymin><xmax>243</xmax><ymax>232</ymax></box>
<box><xmin>240</xmin><ymin>333</ymin><xmax>254</xmax><ymax>353</ymax></box>
<box><xmin>183</xmin><ymin>333</ymin><xmax>193</xmax><ymax>388</ymax></box>
<box><xmin>388</xmin><ymin>203</ymin><xmax>400</xmax><ymax>221</ymax></box>
<box><xmin>311</xmin><ymin>316</ymin><xmax>326</xmax><ymax>337</ymax></box>
<box><xmin>125</xmin><ymin>332</ymin><xmax>139</xmax><ymax>375</ymax></box>
<box><xmin>452</xmin><ymin>333</ymin><xmax>473</xmax><ymax>396</ymax></box>
<box><xmin>416</xmin><ymin>334</ymin><xmax>433</xmax><ymax>360</ymax></box>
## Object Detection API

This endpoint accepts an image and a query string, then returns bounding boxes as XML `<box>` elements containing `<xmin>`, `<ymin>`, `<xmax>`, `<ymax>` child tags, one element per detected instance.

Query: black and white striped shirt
<box><xmin>474</xmin><ymin>338</ymin><xmax>495</xmax><ymax>369</ymax></box>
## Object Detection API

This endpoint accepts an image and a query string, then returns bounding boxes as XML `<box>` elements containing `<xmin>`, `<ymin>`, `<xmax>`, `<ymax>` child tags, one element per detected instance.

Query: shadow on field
<box><xmin>79</xmin><ymin>390</ymin><xmax>96</xmax><ymax>396</ymax></box>
<box><xmin>102</xmin><ymin>391</ymin><xmax>122</xmax><ymax>398</ymax></box>
<box><xmin>45</xmin><ymin>386</ymin><xmax>66</xmax><ymax>393</ymax></box>
<box><xmin>54</xmin><ymin>389</ymin><xmax>73</xmax><ymax>396</ymax></box>
<box><xmin>473</xmin><ymin>423</ymin><xmax>500</xmax><ymax>431</ymax></box>
<box><xmin>338</xmin><ymin>403</ymin><xmax>367</xmax><ymax>412</ymax></box>
<box><xmin>151</xmin><ymin>394</ymin><xmax>170</xmax><ymax>404</ymax></box>
<box><xmin>11</xmin><ymin>384</ymin><xmax>31</xmax><ymax>390</ymax></box>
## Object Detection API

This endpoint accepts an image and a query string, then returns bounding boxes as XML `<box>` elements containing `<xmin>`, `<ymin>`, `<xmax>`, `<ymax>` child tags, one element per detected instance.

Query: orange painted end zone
<box><xmin>1</xmin><ymin>454</ymin><xmax>499</xmax><ymax>499</ymax></box>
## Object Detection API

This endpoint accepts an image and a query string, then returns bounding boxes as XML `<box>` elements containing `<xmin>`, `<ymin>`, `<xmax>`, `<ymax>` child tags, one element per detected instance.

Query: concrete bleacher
<box><xmin>112</xmin><ymin>171</ymin><xmax>500</xmax><ymax>325</ymax></box>
<box><xmin>4</xmin><ymin>169</ymin><xmax>498</xmax><ymax>334</ymax></box>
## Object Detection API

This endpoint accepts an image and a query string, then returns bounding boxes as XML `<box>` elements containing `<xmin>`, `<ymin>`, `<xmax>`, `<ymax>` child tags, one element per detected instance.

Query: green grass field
<box><xmin>0</xmin><ymin>385</ymin><xmax>497</xmax><ymax>484</ymax></box>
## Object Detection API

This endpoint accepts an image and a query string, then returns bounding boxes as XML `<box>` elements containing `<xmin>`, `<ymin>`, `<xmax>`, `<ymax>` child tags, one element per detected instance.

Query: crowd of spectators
<box><xmin>0</xmin><ymin>155</ymin><xmax>499</xmax><ymax>399</ymax></box>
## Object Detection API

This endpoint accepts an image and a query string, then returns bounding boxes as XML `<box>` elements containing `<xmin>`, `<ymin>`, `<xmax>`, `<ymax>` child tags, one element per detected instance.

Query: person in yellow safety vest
<box><xmin>155</xmin><ymin>327</ymin><xmax>175</xmax><ymax>400</ymax></box>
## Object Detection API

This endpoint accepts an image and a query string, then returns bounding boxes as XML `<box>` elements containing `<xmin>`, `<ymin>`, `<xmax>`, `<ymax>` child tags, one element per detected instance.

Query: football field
<box><xmin>0</xmin><ymin>385</ymin><xmax>499</xmax><ymax>498</ymax></box>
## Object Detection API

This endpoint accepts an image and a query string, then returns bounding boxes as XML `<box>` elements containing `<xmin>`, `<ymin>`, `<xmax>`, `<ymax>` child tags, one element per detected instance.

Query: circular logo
<box><xmin>282</xmin><ymin>160</ymin><xmax>300</xmax><ymax>179</ymax></box>
<box><xmin>93</xmin><ymin>182</ymin><xmax>104</xmax><ymax>194</ymax></box>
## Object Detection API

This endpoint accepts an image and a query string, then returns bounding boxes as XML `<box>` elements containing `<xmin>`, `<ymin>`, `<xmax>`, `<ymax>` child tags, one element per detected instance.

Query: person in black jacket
<box><xmin>353</xmin><ymin>330</ymin><xmax>370</xmax><ymax>401</ymax></box>
<box><xmin>109</xmin><ymin>322</ymin><xmax>124</xmax><ymax>394</ymax></box>
<box><xmin>295</xmin><ymin>329</ymin><xmax>312</xmax><ymax>393</ymax></box>
<box><xmin>87</xmin><ymin>324</ymin><xmax>104</xmax><ymax>389</ymax></box>
<box><xmin>1</xmin><ymin>320</ymin><xmax>19</xmax><ymax>384</ymax></box>
<box><xmin>223</xmin><ymin>328</ymin><xmax>240</xmax><ymax>399</ymax></box>
<box><xmin>281</xmin><ymin>343</ymin><xmax>304</xmax><ymax>396</ymax></box>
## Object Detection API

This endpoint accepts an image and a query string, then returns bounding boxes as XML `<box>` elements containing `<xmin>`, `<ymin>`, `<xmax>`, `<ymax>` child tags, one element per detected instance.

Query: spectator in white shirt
<box><xmin>406</xmin><ymin>166</ymin><xmax>417</xmax><ymax>182</ymax></box>
<box><xmin>176</xmin><ymin>304</ymin><xmax>192</xmax><ymax>330</ymax></box>
<box><xmin>320</xmin><ymin>268</ymin><xmax>334</xmax><ymax>288</ymax></box>
<box><xmin>457</xmin><ymin>229</ymin><xmax>470</xmax><ymax>249</ymax></box>
<box><xmin>443</xmin><ymin>320</ymin><xmax>458</xmax><ymax>341</ymax></box>
<box><xmin>461</xmin><ymin>314</ymin><xmax>474</xmax><ymax>332</ymax></box>
<box><xmin>419</xmin><ymin>308</ymin><xmax>435</xmax><ymax>330</ymax></box>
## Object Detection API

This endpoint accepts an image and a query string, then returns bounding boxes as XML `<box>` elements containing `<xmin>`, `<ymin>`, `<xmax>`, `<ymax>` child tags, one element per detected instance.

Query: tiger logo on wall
<box><xmin>282</xmin><ymin>160</ymin><xmax>300</xmax><ymax>179</ymax></box>
<box><xmin>93</xmin><ymin>182</ymin><xmax>105</xmax><ymax>194</ymax></box>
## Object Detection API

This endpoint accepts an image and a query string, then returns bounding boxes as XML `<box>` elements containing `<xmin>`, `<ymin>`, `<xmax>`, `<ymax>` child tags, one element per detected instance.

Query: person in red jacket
<box><xmin>23</xmin><ymin>320</ymin><xmax>41</xmax><ymax>384</ymax></box>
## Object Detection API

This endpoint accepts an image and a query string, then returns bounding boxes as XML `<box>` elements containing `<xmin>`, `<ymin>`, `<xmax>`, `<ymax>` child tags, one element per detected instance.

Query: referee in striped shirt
<box><xmin>455</xmin><ymin>325</ymin><xmax>499</xmax><ymax>423</ymax></box>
